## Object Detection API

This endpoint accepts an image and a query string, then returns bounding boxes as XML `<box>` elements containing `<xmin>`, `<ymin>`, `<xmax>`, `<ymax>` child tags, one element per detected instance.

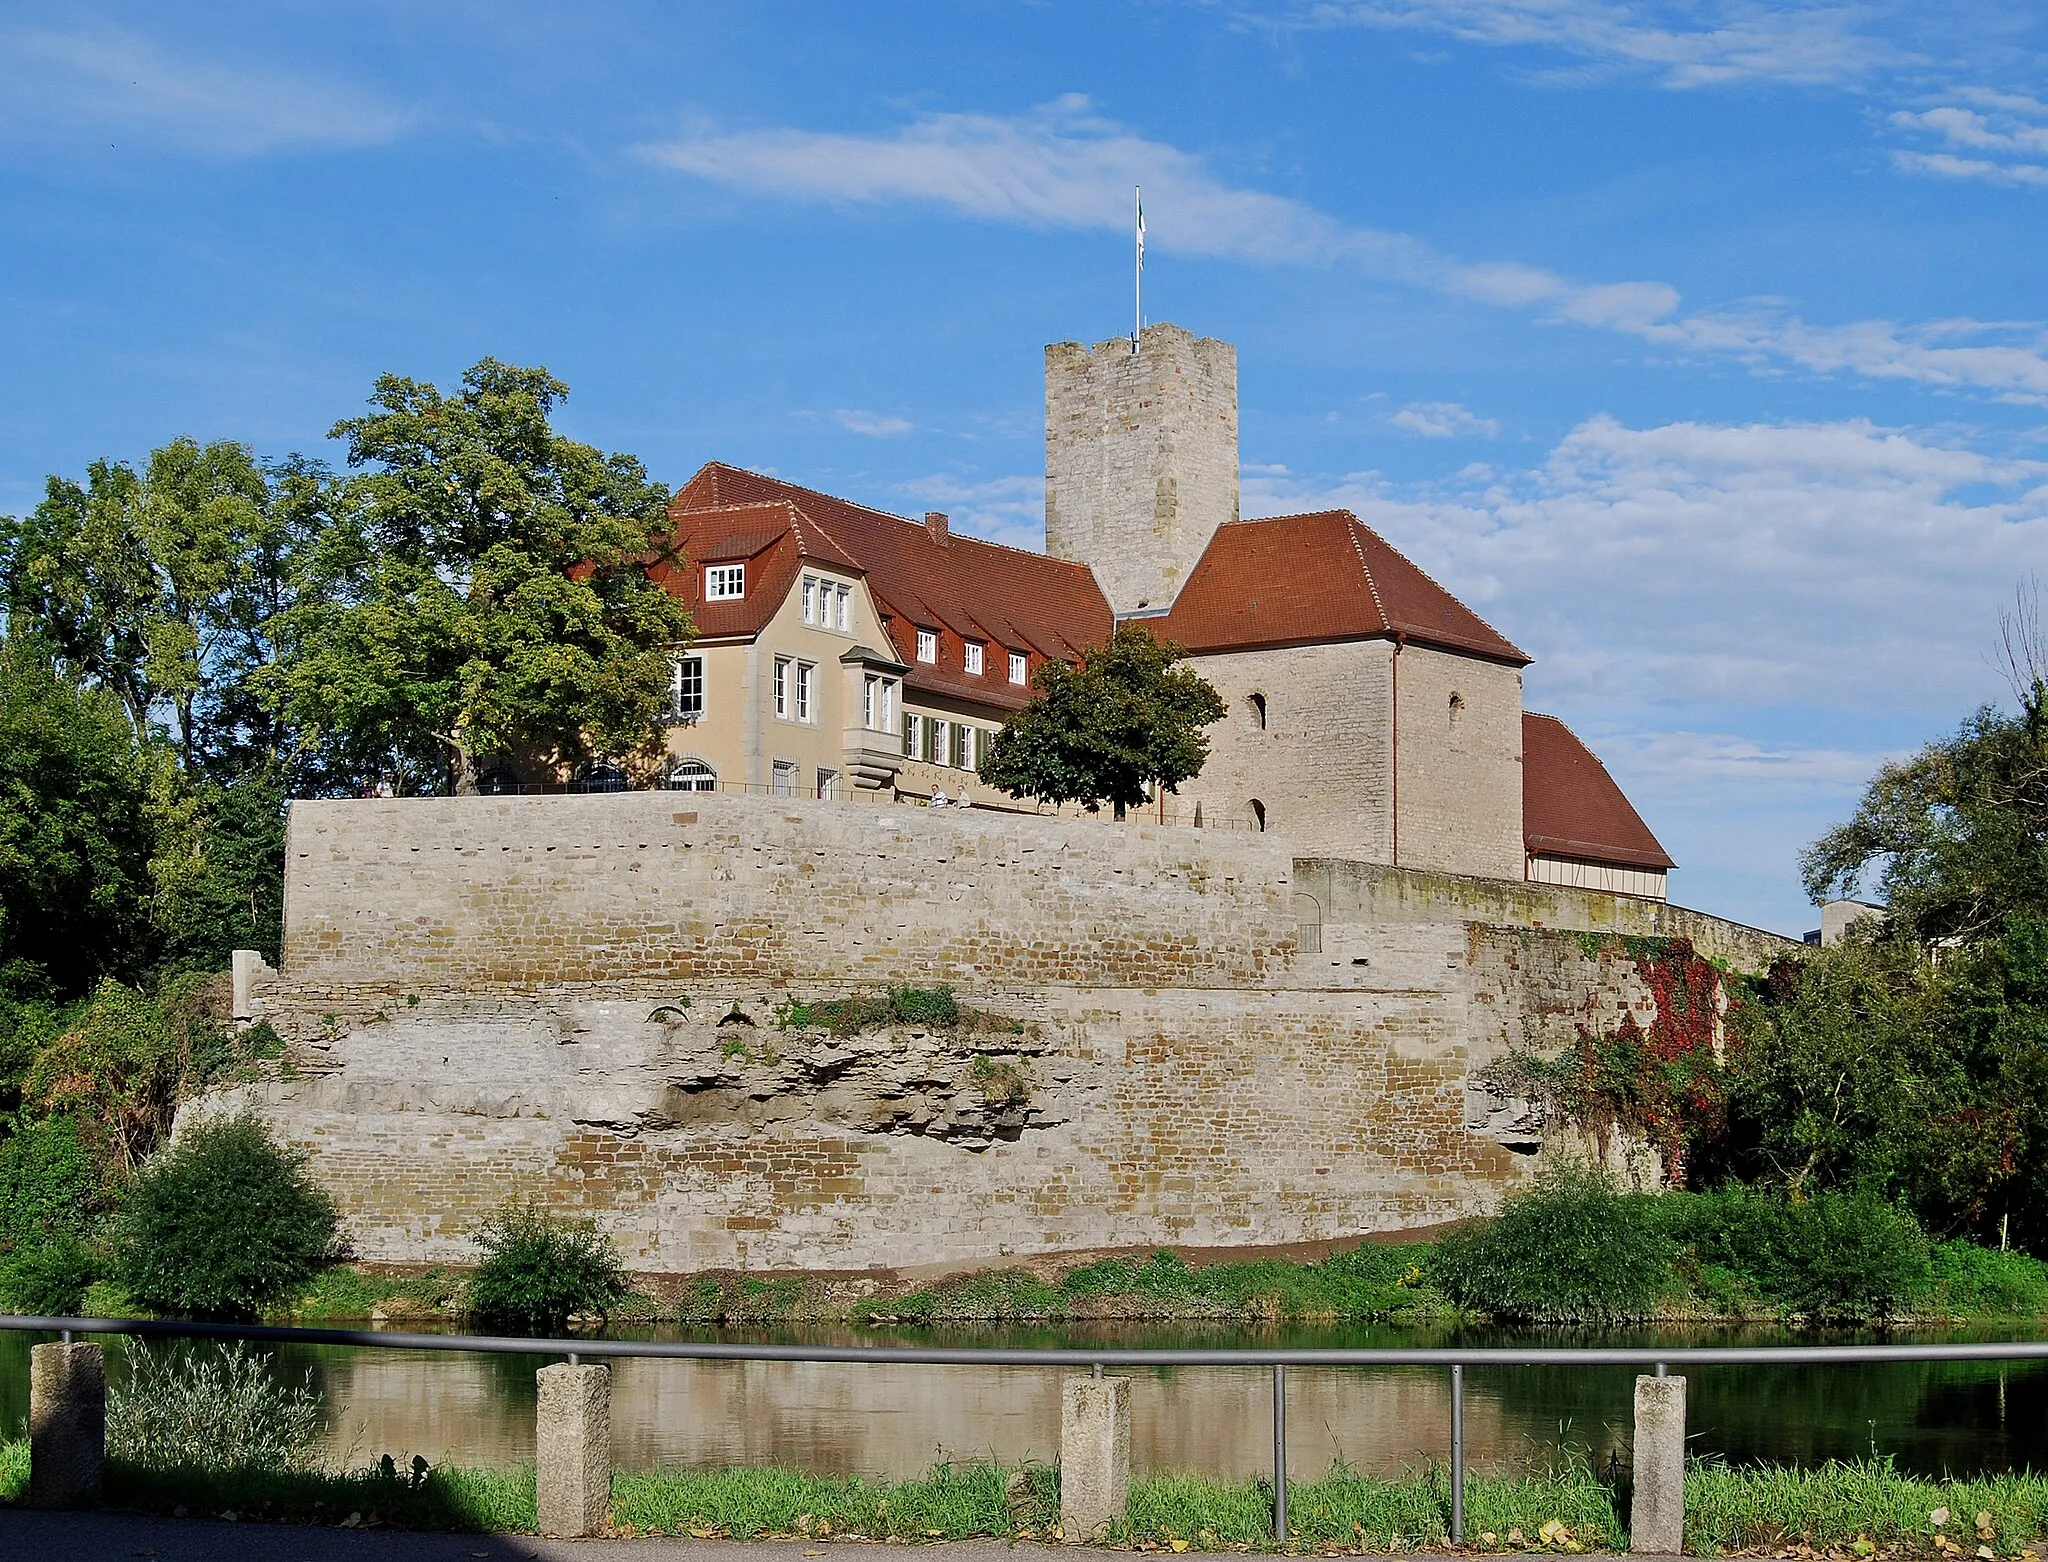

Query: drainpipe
<box><xmin>1390</xmin><ymin>633</ymin><xmax>1404</xmax><ymax>866</ymax></box>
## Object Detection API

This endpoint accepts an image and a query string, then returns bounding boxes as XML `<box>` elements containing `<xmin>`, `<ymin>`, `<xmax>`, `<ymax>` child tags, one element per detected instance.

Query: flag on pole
<box><xmin>1133</xmin><ymin>185</ymin><xmax>1144</xmax><ymax>352</ymax></box>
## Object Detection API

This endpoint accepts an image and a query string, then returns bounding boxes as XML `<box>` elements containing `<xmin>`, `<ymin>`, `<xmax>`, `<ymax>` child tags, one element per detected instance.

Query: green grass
<box><xmin>12</xmin><ymin>1441</ymin><xmax>2048</xmax><ymax>1552</ymax></box>
<box><xmin>1685</xmin><ymin>1458</ymin><xmax>2048</xmax><ymax>1555</ymax></box>
<box><xmin>275</xmin><ymin>1265</ymin><xmax>463</xmax><ymax>1323</ymax></box>
<box><xmin>610</xmin><ymin>1460</ymin><xmax>1050</xmax><ymax>1539</ymax></box>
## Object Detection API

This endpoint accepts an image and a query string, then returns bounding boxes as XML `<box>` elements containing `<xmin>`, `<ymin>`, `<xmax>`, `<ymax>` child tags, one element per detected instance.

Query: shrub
<box><xmin>464</xmin><ymin>1201</ymin><xmax>628</xmax><ymax>1335</ymax></box>
<box><xmin>1772</xmin><ymin>1192</ymin><xmax>1929</xmax><ymax>1321</ymax></box>
<box><xmin>110</xmin><ymin>1341</ymin><xmax>322</xmax><ymax>1472</ymax></box>
<box><xmin>889</xmin><ymin>985</ymin><xmax>959</xmax><ymax>1029</ymax></box>
<box><xmin>1428</xmin><ymin>1161</ymin><xmax>1676</xmax><ymax>1323</ymax></box>
<box><xmin>114</xmin><ymin>1114</ymin><xmax>338</xmax><ymax>1321</ymax></box>
<box><xmin>1929</xmin><ymin>1238</ymin><xmax>2048</xmax><ymax>1316</ymax></box>
<box><xmin>0</xmin><ymin>1230</ymin><xmax>100</xmax><ymax>1315</ymax></box>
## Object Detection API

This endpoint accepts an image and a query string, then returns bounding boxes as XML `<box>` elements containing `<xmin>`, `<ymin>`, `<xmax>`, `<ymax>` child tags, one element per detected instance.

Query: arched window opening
<box><xmin>570</xmin><ymin>761</ymin><xmax>629</xmax><ymax>794</ymax></box>
<box><xmin>1250</xmin><ymin>799</ymin><xmax>1267</xmax><ymax>833</ymax></box>
<box><xmin>663</xmin><ymin>758</ymin><xmax>718</xmax><ymax>793</ymax></box>
<box><xmin>1448</xmin><ymin>691</ymin><xmax>1465</xmax><ymax>723</ymax></box>
<box><xmin>1249</xmin><ymin>692</ymin><xmax>1268</xmax><ymax>729</ymax></box>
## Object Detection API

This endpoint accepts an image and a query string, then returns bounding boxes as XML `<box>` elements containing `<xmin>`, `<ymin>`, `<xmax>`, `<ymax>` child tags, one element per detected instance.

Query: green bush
<box><xmin>0</xmin><ymin>1113</ymin><xmax>106</xmax><ymax>1311</ymax></box>
<box><xmin>1428</xmin><ymin>1161</ymin><xmax>1676</xmax><ymax>1323</ymax></box>
<box><xmin>1928</xmin><ymin>1238</ymin><xmax>2048</xmax><ymax>1316</ymax></box>
<box><xmin>114</xmin><ymin>1114</ymin><xmax>338</xmax><ymax>1321</ymax></box>
<box><xmin>1650</xmin><ymin>1186</ymin><xmax>1931</xmax><ymax>1321</ymax></box>
<box><xmin>0</xmin><ymin>1230</ymin><xmax>100</xmax><ymax>1314</ymax></box>
<box><xmin>464</xmin><ymin>1201</ymin><xmax>628</xmax><ymax>1335</ymax></box>
<box><xmin>110</xmin><ymin>1341</ymin><xmax>323</xmax><ymax>1472</ymax></box>
<box><xmin>1772</xmin><ymin>1192</ymin><xmax>1929</xmax><ymax>1321</ymax></box>
<box><xmin>889</xmin><ymin>985</ymin><xmax>959</xmax><ymax>1029</ymax></box>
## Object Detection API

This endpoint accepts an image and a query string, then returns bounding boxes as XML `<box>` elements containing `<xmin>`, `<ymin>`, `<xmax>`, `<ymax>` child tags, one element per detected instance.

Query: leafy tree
<box><xmin>464</xmin><ymin>1200</ymin><xmax>628</xmax><ymax>1334</ymax></box>
<box><xmin>115</xmin><ymin>1114</ymin><xmax>337</xmax><ymax>1321</ymax></box>
<box><xmin>978</xmin><ymin>624</ymin><xmax>1226</xmax><ymax>818</ymax></box>
<box><xmin>0</xmin><ymin>438</ymin><xmax>298</xmax><ymax>773</ymax></box>
<box><xmin>260</xmin><ymin>359</ymin><xmax>693</xmax><ymax>794</ymax></box>
<box><xmin>0</xmin><ymin>644</ymin><xmax>163</xmax><ymax>995</ymax></box>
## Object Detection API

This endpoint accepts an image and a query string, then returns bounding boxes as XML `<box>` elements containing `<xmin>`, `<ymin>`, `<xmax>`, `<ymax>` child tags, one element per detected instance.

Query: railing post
<box><xmin>536</xmin><ymin>1358</ymin><xmax>612</xmax><ymax>1538</ymax></box>
<box><xmin>1060</xmin><ymin>1373</ymin><xmax>1130</xmax><ymax>1544</ymax></box>
<box><xmin>1630</xmin><ymin>1373</ymin><xmax>1687</xmax><ymax>1556</ymax></box>
<box><xmin>1273</xmin><ymin>1363</ymin><xmax>1288</xmax><ymax>1543</ymax></box>
<box><xmin>29</xmin><ymin>1339</ymin><xmax>105</xmax><ymax>1509</ymax></box>
<box><xmin>1450</xmin><ymin>1363</ymin><xmax>1465</xmax><ymax>1543</ymax></box>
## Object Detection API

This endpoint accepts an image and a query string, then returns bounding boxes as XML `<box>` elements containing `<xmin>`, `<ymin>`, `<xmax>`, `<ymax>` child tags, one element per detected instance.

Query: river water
<box><xmin>4</xmin><ymin>1320</ymin><xmax>2044</xmax><ymax>1480</ymax></box>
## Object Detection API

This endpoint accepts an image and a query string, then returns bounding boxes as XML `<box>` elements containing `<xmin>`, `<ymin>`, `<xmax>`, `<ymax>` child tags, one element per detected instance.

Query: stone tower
<box><xmin>1045</xmin><ymin>322</ymin><xmax>1238</xmax><ymax>616</ymax></box>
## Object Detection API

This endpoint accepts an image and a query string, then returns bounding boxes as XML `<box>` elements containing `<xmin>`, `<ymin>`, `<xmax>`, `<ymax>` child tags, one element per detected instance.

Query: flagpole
<box><xmin>1133</xmin><ymin>185</ymin><xmax>1143</xmax><ymax>354</ymax></box>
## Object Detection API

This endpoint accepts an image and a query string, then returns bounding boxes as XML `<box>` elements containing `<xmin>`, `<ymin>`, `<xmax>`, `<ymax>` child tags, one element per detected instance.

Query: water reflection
<box><xmin>2</xmin><ymin>1321</ymin><xmax>2043</xmax><ymax>1482</ymax></box>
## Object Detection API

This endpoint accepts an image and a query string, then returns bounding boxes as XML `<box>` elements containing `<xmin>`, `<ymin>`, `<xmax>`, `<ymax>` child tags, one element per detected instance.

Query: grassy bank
<box><xmin>8</xmin><ymin>1446</ymin><xmax>2048</xmax><ymax>1553</ymax></box>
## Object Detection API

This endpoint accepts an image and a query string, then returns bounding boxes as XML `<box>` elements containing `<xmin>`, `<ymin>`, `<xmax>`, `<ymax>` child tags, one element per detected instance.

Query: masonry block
<box><xmin>1061</xmin><ymin>1374</ymin><xmax>1130</xmax><ymax>1543</ymax></box>
<box><xmin>29</xmin><ymin>1341</ymin><xmax>104</xmax><ymax>1509</ymax></box>
<box><xmin>536</xmin><ymin>1362</ymin><xmax>611</xmax><ymax>1537</ymax></box>
<box><xmin>1630</xmin><ymin>1373</ymin><xmax>1686</xmax><ymax>1556</ymax></box>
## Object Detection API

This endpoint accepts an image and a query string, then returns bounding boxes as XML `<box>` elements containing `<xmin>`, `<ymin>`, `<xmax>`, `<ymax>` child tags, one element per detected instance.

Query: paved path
<box><xmin>0</xmin><ymin>1511</ymin><xmax>1670</xmax><ymax>1562</ymax></box>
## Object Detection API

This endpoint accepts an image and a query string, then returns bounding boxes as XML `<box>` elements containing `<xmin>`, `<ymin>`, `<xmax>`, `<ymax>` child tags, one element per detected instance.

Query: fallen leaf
<box><xmin>1981</xmin><ymin>1515</ymin><xmax>1995</xmax><ymax>1531</ymax></box>
<box><xmin>1172</xmin><ymin>1542</ymin><xmax>1191</xmax><ymax>1553</ymax></box>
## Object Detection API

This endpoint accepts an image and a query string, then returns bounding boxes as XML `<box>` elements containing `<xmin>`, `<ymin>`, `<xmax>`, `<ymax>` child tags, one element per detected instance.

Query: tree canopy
<box><xmin>977</xmin><ymin>624</ymin><xmax>1226</xmax><ymax>816</ymax></box>
<box><xmin>258</xmin><ymin>359</ymin><xmax>693</xmax><ymax>795</ymax></box>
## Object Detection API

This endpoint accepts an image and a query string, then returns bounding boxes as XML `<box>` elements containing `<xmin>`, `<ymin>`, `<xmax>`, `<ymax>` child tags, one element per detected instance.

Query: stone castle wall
<box><xmin>1044</xmin><ymin>323</ymin><xmax>1238</xmax><ymax>616</ymax></box>
<box><xmin>232</xmin><ymin>793</ymin><xmax>1792</xmax><ymax>1273</ymax></box>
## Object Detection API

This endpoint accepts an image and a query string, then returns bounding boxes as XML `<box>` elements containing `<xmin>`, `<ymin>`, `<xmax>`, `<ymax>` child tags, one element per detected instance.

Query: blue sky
<box><xmin>4</xmin><ymin>1</ymin><xmax>2047</xmax><ymax>935</ymax></box>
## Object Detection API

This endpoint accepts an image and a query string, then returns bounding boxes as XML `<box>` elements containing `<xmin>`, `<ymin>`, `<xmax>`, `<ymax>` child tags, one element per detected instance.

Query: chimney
<box><xmin>924</xmin><ymin>511</ymin><xmax>951</xmax><ymax>546</ymax></box>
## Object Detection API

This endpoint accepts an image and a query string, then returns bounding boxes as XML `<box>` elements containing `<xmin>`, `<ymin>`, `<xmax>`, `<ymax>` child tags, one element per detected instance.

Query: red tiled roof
<box><xmin>667</xmin><ymin>464</ymin><xmax>1113</xmax><ymax>709</ymax></box>
<box><xmin>1523</xmin><ymin>713</ymin><xmax>1674</xmax><ymax>871</ymax></box>
<box><xmin>1156</xmin><ymin>511</ymin><xmax>1529</xmax><ymax>665</ymax></box>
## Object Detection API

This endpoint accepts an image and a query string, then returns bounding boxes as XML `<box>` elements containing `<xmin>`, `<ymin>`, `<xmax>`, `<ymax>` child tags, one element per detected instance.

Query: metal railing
<box><xmin>9</xmin><ymin>1313</ymin><xmax>2048</xmax><ymax>1542</ymax></box>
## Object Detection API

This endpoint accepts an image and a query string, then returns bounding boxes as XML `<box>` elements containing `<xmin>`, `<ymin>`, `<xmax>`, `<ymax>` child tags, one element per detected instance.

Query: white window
<box><xmin>916</xmin><ymin>629</ymin><xmax>937</xmax><ymax>663</ymax></box>
<box><xmin>960</xmin><ymin>726</ymin><xmax>977</xmax><ymax>771</ymax></box>
<box><xmin>931</xmin><ymin>718</ymin><xmax>951</xmax><ymax>765</ymax></box>
<box><xmin>802</xmin><ymin>577</ymin><xmax>817</xmax><ymax>624</ymax></box>
<box><xmin>816</xmin><ymin>768</ymin><xmax>838</xmax><ymax>801</ymax></box>
<box><xmin>882</xmin><ymin>677</ymin><xmax>897</xmax><ymax>732</ymax></box>
<box><xmin>836</xmin><ymin>584</ymin><xmax>852</xmax><ymax>632</ymax></box>
<box><xmin>774</xmin><ymin>656</ymin><xmax>790</xmax><ymax>719</ymax></box>
<box><xmin>705</xmin><ymin>564</ymin><xmax>744</xmax><ymax>600</ymax></box>
<box><xmin>794</xmin><ymin>661</ymin><xmax>815</xmax><ymax>723</ymax></box>
<box><xmin>772</xmin><ymin>760</ymin><xmax>797</xmax><ymax>797</ymax></box>
<box><xmin>905</xmin><ymin>712</ymin><xmax>923</xmax><ymax>759</ymax></box>
<box><xmin>1009</xmin><ymin>651</ymin><xmax>1028</xmax><ymax>685</ymax></box>
<box><xmin>668</xmin><ymin>655</ymin><xmax>704</xmax><ymax>722</ymax></box>
<box><xmin>964</xmin><ymin>642</ymin><xmax>984</xmax><ymax>675</ymax></box>
<box><xmin>664</xmin><ymin>758</ymin><xmax>717</xmax><ymax>792</ymax></box>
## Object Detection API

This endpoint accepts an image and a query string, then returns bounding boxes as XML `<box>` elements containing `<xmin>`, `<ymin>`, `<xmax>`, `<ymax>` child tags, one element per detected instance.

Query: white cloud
<box><xmin>1285</xmin><ymin>0</ymin><xmax>1897</xmax><ymax>88</ymax></box>
<box><xmin>1243</xmin><ymin>415</ymin><xmax>2048</xmax><ymax>717</ymax></box>
<box><xmin>1888</xmin><ymin>95</ymin><xmax>2048</xmax><ymax>190</ymax></box>
<box><xmin>0</xmin><ymin>26</ymin><xmax>406</xmax><ymax>155</ymax></box>
<box><xmin>642</xmin><ymin>99</ymin><xmax>2048</xmax><ymax>401</ymax></box>
<box><xmin>892</xmin><ymin>472</ymin><xmax>1047</xmax><ymax>553</ymax></box>
<box><xmin>1390</xmin><ymin>400</ymin><xmax>1500</xmax><ymax>437</ymax></box>
<box><xmin>834</xmin><ymin>408</ymin><xmax>915</xmax><ymax>437</ymax></box>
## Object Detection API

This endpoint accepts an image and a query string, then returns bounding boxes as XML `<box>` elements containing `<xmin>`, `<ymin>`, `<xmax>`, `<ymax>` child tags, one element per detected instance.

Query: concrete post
<box><xmin>1630</xmin><ymin>1374</ymin><xmax>1687</xmax><ymax>1556</ymax></box>
<box><xmin>1060</xmin><ymin>1374</ymin><xmax>1130</xmax><ymax>1544</ymax></box>
<box><xmin>535</xmin><ymin>1362</ymin><xmax>611</xmax><ymax>1538</ymax></box>
<box><xmin>29</xmin><ymin>1341</ymin><xmax>105</xmax><ymax>1509</ymax></box>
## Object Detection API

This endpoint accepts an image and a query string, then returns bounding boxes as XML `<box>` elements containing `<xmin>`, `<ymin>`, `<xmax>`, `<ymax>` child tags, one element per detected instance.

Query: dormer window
<box><xmin>963</xmin><ymin>642</ymin><xmax>984</xmax><ymax>675</ymax></box>
<box><xmin>706</xmin><ymin>564</ymin><xmax>745</xmax><ymax>601</ymax></box>
<box><xmin>916</xmin><ymin>629</ymin><xmax>937</xmax><ymax>663</ymax></box>
<box><xmin>1009</xmin><ymin>651</ymin><xmax>1028</xmax><ymax>685</ymax></box>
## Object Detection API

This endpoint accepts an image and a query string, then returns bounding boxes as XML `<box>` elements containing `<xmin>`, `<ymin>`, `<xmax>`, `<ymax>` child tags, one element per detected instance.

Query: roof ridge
<box><xmin>1344</xmin><ymin>515</ymin><xmax>1390</xmax><ymax>634</ymax></box>
<box><xmin>700</xmin><ymin>462</ymin><xmax>1097</xmax><ymax>578</ymax></box>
